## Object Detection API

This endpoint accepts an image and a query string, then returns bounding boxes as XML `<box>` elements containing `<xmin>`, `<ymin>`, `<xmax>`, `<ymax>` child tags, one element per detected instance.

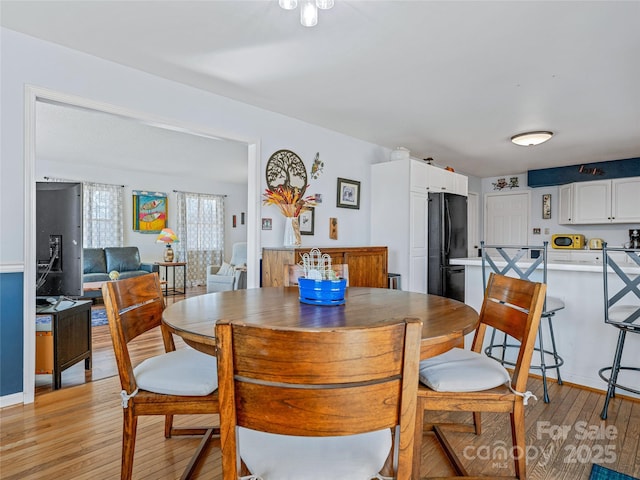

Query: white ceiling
<box><xmin>3</xmin><ymin>0</ymin><xmax>640</xmax><ymax>178</ymax></box>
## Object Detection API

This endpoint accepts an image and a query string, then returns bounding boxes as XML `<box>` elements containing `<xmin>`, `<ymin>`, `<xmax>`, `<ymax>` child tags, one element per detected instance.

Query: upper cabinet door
<box><xmin>410</xmin><ymin>160</ymin><xmax>429</xmax><ymax>192</ymax></box>
<box><xmin>572</xmin><ymin>180</ymin><xmax>611</xmax><ymax>224</ymax></box>
<box><xmin>611</xmin><ymin>177</ymin><xmax>640</xmax><ymax>223</ymax></box>
<box><xmin>427</xmin><ymin>166</ymin><xmax>454</xmax><ymax>192</ymax></box>
<box><xmin>558</xmin><ymin>184</ymin><xmax>574</xmax><ymax>224</ymax></box>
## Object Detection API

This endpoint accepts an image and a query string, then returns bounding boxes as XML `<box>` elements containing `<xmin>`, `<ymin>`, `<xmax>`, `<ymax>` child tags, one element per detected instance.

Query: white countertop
<box><xmin>452</xmin><ymin>257</ymin><xmax>640</xmax><ymax>274</ymax></box>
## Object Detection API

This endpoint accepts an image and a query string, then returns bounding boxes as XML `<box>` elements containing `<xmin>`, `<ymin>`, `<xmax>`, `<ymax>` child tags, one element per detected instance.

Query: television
<box><xmin>36</xmin><ymin>182</ymin><xmax>83</xmax><ymax>299</ymax></box>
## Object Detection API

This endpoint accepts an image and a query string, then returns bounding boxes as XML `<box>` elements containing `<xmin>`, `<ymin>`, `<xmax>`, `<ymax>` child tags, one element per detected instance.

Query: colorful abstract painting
<box><xmin>132</xmin><ymin>190</ymin><xmax>167</xmax><ymax>233</ymax></box>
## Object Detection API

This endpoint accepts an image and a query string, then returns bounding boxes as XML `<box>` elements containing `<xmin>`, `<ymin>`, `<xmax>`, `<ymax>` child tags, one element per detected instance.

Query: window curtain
<box><xmin>83</xmin><ymin>182</ymin><xmax>124</xmax><ymax>247</ymax></box>
<box><xmin>44</xmin><ymin>178</ymin><xmax>124</xmax><ymax>248</ymax></box>
<box><xmin>175</xmin><ymin>192</ymin><xmax>225</xmax><ymax>287</ymax></box>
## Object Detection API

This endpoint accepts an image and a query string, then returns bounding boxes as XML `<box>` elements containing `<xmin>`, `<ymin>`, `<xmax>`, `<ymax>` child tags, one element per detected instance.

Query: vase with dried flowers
<box><xmin>263</xmin><ymin>185</ymin><xmax>316</xmax><ymax>247</ymax></box>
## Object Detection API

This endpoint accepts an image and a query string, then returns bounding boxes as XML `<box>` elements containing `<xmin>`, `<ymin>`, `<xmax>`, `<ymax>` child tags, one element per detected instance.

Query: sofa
<box><xmin>83</xmin><ymin>247</ymin><xmax>157</xmax><ymax>297</ymax></box>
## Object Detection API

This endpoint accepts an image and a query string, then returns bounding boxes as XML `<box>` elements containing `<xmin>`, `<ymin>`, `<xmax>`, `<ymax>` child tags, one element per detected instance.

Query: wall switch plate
<box><xmin>544</xmin><ymin>228</ymin><xmax>550</xmax><ymax>234</ymax></box>
<box><xmin>533</xmin><ymin>228</ymin><xmax>541</xmax><ymax>235</ymax></box>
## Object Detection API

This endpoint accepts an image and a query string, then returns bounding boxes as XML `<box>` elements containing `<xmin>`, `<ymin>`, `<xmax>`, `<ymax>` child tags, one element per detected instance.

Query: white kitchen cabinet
<box><xmin>572</xmin><ymin>180</ymin><xmax>611</xmax><ymax>223</ymax></box>
<box><xmin>409</xmin><ymin>160</ymin><xmax>467</xmax><ymax>196</ymax></box>
<box><xmin>611</xmin><ymin>177</ymin><xmax>640</xmax><ymax>223</ymax></box>
<box><xmin>547</xmin><ymin>250</ymin><xmax>629</xmax><ymax>264</ymax></box>
<box><xmin>371</xmin><ymin>158</ymin><xmax>468</xmax><ymax>293</ymax></box>
<box><xmin>559</xmin><ymin>176</ymin><xmax>640</xmax><ymax>224</ymax></box>
<box><xmin>558</xmin><ymin>184</ymin><xmax>573</xmax><ymax>224</ymax></box>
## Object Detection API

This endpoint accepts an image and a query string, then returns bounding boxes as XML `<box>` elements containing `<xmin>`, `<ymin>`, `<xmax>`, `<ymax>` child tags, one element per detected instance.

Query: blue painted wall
<box><xmin>0</xmin><ymin>272</ymin><xmax>24</xmax><ymax>396</ymax></box>
<box><xmin>528</xmin><ymin>157</ymin><xmax>640</xmax><ymax>187</ymax></box>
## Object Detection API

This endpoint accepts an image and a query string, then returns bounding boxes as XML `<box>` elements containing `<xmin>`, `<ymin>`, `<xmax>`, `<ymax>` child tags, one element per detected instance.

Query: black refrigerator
<box><xmin>427</xmin><ymin>192</ymin><xmax>468</xmax><ymax>302</ymax></box>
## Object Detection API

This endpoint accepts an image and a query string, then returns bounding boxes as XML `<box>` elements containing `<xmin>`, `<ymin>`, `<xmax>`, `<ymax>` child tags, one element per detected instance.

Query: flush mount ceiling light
<box><xmin>279</xmin><ymin>0</ymin><xmax>334</xmax><ymax>27</ymax></box>
<box><xmin>510</xmin><ymin>131</ymin><xmax>554</xmax><ymax>146</ymax></box>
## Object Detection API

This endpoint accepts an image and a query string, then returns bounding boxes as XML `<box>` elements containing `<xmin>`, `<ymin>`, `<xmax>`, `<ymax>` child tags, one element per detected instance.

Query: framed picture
<box><xmin>261</xmin><ymin>218</ymin><xmax>272</xmax><ymax>230</ymax></box>
<box><xmin>336</xmin><ymin>177</ymin><xmax>360</xmax><ymax>209</ymax></box>
<box><xmin>132</xmin><ymin>190</ymin><xmax>167</xmax><ymax>232</ymax></box>
<box><xmin>542</xmin><ymin>194</ymin><xmax>551</xmax><ymax>219</ymax></box>
<box><xmin>299</xmin><ymin>208</ymin><xmax>315</xmax><ymax>235</ymax></box>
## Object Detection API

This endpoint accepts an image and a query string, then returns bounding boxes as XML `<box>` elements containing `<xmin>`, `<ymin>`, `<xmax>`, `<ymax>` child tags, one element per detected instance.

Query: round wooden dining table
<box><xmin>162</xmin><ymin>287</ymin><xmax>479</xmax><ymax>359</ymax></box>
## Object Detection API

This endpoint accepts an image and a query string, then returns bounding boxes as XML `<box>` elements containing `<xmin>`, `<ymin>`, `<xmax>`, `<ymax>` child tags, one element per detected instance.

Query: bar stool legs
<box><xmin>599</xmin><ymin>328</ymin><xmax>640</xmax><ymax>420</ymax></box>
<box><xmin>486</xmin><ymin>311</ymin><xmax>564</xmax><ymax>403</ymax></box>
<box><xmin>599</xmin><ymin>245</ymin><xmax>640</xmax><ymax>421</ymax></box>
<box><xmin>538</xmin><ymin>312</ymin><xmax>564</xmax><ymax>403</ymax></box>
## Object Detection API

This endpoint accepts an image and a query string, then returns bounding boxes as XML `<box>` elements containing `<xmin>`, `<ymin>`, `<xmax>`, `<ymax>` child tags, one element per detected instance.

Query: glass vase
<box><xmin>283</xmin><ymin>216</ymin><xmax>301</xmax><ymax>247</ymax></box>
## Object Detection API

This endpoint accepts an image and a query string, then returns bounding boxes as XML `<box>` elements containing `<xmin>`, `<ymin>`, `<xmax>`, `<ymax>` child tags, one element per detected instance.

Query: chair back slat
<box><xmin>235</xmin><ymin>379</ymin><xmax>402</xmax><ymax>436</ymax></box>
<box><xmin>230</xmin><ymin>322</ymin><xmax>406</xmax><ymax>384</ymax></box>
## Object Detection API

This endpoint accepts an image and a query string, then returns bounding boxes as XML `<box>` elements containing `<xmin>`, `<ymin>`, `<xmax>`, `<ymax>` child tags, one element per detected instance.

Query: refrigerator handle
<box><xmin>444</xmin><ymin>197</ymin><xmax>451</xmax><ymax>256</ymax></box>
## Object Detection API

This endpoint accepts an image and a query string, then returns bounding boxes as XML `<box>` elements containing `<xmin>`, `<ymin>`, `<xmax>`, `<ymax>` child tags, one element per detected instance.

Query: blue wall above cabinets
<box><xmin>0</xmin><ymin>272</ymin><xmax>24</xmax><ymax>396</ymax></box>
<box><xmin>528</xmin><ymin>157</ymin><xmax>640</xmax><ymax>188</ymax></box>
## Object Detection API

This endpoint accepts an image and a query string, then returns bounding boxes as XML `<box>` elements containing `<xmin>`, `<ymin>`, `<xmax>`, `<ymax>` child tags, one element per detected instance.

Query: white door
<box><xmin>484</xmin><ymin>191</ymin><xmax>530</xmax><ymax>245</ymax></box>
<box><xmin>409</xmin><ymin>193</ymin><xmax>428</xmax><ymax>293</ymax></box>
<box><xmin>467</xmin><ymin>192</ymin><xmax>479</xmax><ymax>257</ymax></box>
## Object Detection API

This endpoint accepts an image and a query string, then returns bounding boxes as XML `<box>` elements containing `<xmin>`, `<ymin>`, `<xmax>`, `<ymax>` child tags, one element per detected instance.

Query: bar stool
<box><xmin>599</xmin><ymin>243</ymin><xmax>640</xmax><ymax>420</ymax></box>
<box><xmin>481</xmin><ymin>241</ymin><xmax>565</xmax><ymax>403</ymax></box>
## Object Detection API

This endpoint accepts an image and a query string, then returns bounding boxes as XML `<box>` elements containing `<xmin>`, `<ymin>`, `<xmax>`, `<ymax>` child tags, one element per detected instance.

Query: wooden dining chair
<box><xmin>215</xmin><ymin>318</ymin><xmax>422</xmax><ymax>480</ymax></box>
<box><xmin>413</xmin><ymin>273</ymin><xmax>546</xmax><ymax>479</ymax></box>
<box><xmin>282</xmin><ymin>263</ymin><xmax>349</xmax><ymax>286</ymax></box>
<box><xmin>102</xmin><ymin>273</ymin><xmax>219</xmax><ymax>480</ymax></box>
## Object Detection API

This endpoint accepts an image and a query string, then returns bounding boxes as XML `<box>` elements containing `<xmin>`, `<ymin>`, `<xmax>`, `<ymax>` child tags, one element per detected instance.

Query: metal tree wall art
<box><xmin>266</xmin><ymin>150</ymin><xmax>308</xmax><ymax>195</ymax></box>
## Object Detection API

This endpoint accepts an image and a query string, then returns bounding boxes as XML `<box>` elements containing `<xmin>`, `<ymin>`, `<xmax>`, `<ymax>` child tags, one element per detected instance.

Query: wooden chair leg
<box><xmin>122</xmin><ymin>408</ymin><xmax>137</xmax><ymax>480</ymax></box>
<box><xmin>511</xmin><ymin>402</ymin><xmax>526</xmax><ymax>480</ymax></box>
<box><xmin>165</xmin><ymin>414</ymin><xmax>174</xmax><ymax>438</ymax></box>
<box><xmin>412</xmin><ymin>397</ymin><xmax>425</xmax><ymax>479</ymax></box>
<box><xmin>379</xmin><ymin>428</ymin><xmax>396</xmax><ymax>477</ymax></box>
<box><xmin>473</xmin><ymin>412</ymin><xmax>482</xmax><ymax>435</ymax></box>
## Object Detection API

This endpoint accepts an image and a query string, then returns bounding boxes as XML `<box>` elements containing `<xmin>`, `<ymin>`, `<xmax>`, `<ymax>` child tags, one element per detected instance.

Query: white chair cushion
<box><xmin>609</xmin><ymin>305</ymin><xmax>640</xmax><ymax>324</ymax></box>
<box><xmin>544</xmin><ymin>296</ymin><xmax>565</xmax><ymax>314</ymax></box>
<box><xmin>419</xmin><ymin>347</ymin><xmax>510</xmax><ymax>392</ymax></box>
<box><xmin>238</xmin><ymin>427</ymin><xmax>391</xmax><ymax>480</ymax></box>
<box><xmin>133</xmin><ymin>348</ymin><xmax>218</xmax><ymax>396</ymax></box>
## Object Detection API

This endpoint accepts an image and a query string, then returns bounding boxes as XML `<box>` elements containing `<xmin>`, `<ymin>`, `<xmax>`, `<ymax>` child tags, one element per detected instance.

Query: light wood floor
<box><xmin>5</xmin><ymin>288</ymin><xmax>639</xmax><ymax>479</ymax></box>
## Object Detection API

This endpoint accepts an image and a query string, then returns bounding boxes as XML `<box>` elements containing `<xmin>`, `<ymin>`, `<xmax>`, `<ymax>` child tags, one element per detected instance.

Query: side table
<box><xmin>35</xmin><ymin>299</ymin><xmax>92</xmax><ymax>390</ymax></box>
<box><xmin>155</xmin><ymin>262</ymin><xmax>187</xmax><ymax>296</ymax></box>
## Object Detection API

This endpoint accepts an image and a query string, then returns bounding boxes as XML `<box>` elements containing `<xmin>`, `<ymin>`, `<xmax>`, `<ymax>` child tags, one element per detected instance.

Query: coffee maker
<box><xmin>630</xmin><ymin>229</ymin><xmax>640</xmax><ymax>249</ymax></box>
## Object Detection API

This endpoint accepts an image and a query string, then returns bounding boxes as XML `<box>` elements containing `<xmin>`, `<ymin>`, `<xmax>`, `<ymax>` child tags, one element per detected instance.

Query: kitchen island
<box><xmin>452</xmin><ymin>256</ymin><xmax>640</xmax><ymax>400</ymax></box>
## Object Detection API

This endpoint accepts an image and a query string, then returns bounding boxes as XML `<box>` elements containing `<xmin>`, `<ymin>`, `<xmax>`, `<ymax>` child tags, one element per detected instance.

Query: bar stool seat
<box><xmin>546</xmin><ymin>296</ymin><xmax>565</xmax><ymax>313</ymax></box>
<box><xmin>599</xmin><ymin>244</ymin><xmax>640</xmax><ymax>420</ymax></box>
<box><xmin>481</xmin><ymin>241</ymin><xmax>564</xmax><ymax>403</ymax></box>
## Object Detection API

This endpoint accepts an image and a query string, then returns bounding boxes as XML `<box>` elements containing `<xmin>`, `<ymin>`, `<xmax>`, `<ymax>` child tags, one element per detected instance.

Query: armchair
<box><xmin>206</xmin><ymin>242</ymin><xmax>247</xmax><ymax>293</ymax></box>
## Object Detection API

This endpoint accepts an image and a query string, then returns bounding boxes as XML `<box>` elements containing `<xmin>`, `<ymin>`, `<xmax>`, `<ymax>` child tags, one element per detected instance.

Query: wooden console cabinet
<box><xmin>262</xmin><ymin>246</ymin><xmax>388</xmax><ymax>288</ymax></box>
<box><xmin>35</xmin><ymin>299</ymin><xmax>92</xmax><ymax>389</ymax></box>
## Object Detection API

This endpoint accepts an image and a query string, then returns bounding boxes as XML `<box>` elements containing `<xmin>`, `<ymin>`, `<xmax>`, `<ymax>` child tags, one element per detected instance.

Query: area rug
<box><xmin>90</xmin><ymin>308</ymin><xmax>108</xmax><ymax>327</ymax></box>
<box><xmin>590</xmin><ymin>464</ymin><xmax>640</xmax><ymax>480</ymax></box>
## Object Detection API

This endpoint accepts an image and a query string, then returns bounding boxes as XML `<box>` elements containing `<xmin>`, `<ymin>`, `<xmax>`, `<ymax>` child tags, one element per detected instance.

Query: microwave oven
<box><xmin>551</xmin><ymin>234</ymin><xmax>586</xmax><ymax>249</ymax></box>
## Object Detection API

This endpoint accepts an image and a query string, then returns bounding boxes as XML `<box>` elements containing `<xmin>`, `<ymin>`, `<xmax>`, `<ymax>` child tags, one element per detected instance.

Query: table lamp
<box><xmin>156</xmin><ymin>228</ymin><xmax>179</xmax><ymax>262</ymax></box>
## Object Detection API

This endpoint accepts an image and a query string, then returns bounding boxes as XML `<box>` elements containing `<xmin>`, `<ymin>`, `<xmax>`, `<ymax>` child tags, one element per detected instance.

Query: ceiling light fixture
<box><xmin>280</xmin><ymin>0</ymin><xmax>334</xmax><ymax>27</ymax></box>
<box><xmin>510</xmin><ymin>131</ymin><xmax>554</xmax><ymax>146</ymax></box>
